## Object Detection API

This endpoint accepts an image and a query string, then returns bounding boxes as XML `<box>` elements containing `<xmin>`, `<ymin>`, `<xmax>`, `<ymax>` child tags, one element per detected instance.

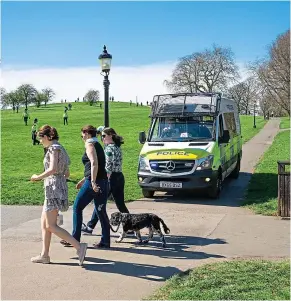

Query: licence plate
<box><xmin>160</xmin><ymin>182</ymin><xmax>182</xmax><ymax>188</ymax></box>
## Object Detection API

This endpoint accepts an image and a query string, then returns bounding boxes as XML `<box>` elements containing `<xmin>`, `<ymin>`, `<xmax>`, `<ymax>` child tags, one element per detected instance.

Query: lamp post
<box><xmin>98</xmin><ymin>45</ymin><xmax>112</xmax><ymax>127</ymax></box>
<box><xmin>253</xmin><ymin>101</ymin><xmax>257</xmax><ymax>128</ymax></box>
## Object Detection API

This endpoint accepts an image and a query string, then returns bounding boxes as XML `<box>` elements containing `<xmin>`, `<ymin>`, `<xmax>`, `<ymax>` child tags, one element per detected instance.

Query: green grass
<box><xmin>147</xmin><ymin>259</ymin><xmax>290</xmax><ymax>300</ymax></box>
<box><xmin>1</xmin><ymin>102</ymin><xmax>267</xmax><ymax>205</ymax></box>
<box><xmin>243</xmin><ymin>130</ymin><xmax>290</xmax><ymax>215</ymax></box>
<box><xmin>240</xmin><ymin>115</ymin><xmax>267</xmax><ymax>143</ymax></box>
<box><xmin>1</xmin><ymin>102</ymin><xmax>150</xmax><ymax>205</ymax></box>
<box><xmin>280</xmin><ymin>117</ymin><xmax>290</xmax><ymax>129</ymax></box>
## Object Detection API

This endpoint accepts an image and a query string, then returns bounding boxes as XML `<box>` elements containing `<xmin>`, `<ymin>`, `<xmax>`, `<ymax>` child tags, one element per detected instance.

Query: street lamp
<box><xmin>253</xmin><ymin>101</ymin><xmax>257</xmax><ymax>128</ymax></box>
<box><xmin>98</xmin><ymin>45</ymin><xmax>112</xmax><ymax>127</ymax></box>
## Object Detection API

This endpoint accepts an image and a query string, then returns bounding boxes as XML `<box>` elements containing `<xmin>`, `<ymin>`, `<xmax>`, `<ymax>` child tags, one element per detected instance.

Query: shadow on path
<box><xmin>145</xmin><ymin>172</ymin><xmax>252</xmax><ymax>207</ymax></box>
<box><xmin>53</xmin><ymin>258</ymin><xmax>182</xmax><ymax>281</ymax></box>
<box><xmin>86</xmin><ymin>234</ymin><xmax>226</xmax><ymax>260</ymax></box>
<box><xmin>52</xmin><ymin>249</ymin><xmax>224</xmax><ymax>281</ymax></box>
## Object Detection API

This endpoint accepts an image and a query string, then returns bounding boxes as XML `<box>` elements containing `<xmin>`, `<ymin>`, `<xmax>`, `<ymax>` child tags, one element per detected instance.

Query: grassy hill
<box><xmin>1</xmin><ymin>102</ymin><xmax>266</xmax><ymax>205</ymax></box>
<box><xmin>243</xmin><ymin>129</ymin><xmax>290</xmax><ymax>215</ymax></box>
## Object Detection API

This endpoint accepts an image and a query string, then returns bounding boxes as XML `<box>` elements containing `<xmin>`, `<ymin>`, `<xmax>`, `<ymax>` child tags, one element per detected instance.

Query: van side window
<box><xmin>223</xmin><ymin>112</ymin><xmax>237</xmax><ymax>135</ymax></box>
<box><xmin>219</xmin><ymin>115</ymin><xmax>224</xmax><ymax>138</ymax></box>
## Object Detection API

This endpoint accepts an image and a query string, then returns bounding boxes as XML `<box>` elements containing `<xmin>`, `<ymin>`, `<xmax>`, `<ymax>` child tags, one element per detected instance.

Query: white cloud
<box><xmin>1</xmin><ymin>62</ymin><xmax>175</xmax><ymax>104</ymax></box>
<box><xmin>1</xmin><ymin>61</ymin><xmax>249</xmax><ymax>104</ymax></box>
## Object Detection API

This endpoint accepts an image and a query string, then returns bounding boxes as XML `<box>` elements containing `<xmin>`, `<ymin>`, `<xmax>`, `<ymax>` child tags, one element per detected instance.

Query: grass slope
<box><xmin>280</xmin><ymin>117</ymin><xmax>290</xmax><ymax>129</ymax></box>
<box><xmin>148</xmin><ymin>259</ymin><xmax>290</xmax><ymax>300</ymax></box>
<box><xmin>2</xmin><ymin>102</ymin><xmax>266</xmax><ymax>205</ymax></box>
<box><xmin>240</xmin><ymin>115</ymin><xmax>267</xmax><ymax>144</ymax></box>
<box><xmin>243</xmin><ymin>130</ymin><xmax>290</xmax><ymax>215</ymax></box>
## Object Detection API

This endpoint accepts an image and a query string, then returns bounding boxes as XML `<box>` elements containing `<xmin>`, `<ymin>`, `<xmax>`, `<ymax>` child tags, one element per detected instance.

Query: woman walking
<box><xmin>82</xmin><ymin>127</ymin><xmax>130</xmax><ymax>240</ymax></box>
<box><xmin>60</xmin><ymin>125</ymin><xmax>111</xmax><ymax>248</ymax></box>
<box><xmin>30</xmin><ymin>125</ymin><xmax>87</xmax><ymax>265</ymax></box>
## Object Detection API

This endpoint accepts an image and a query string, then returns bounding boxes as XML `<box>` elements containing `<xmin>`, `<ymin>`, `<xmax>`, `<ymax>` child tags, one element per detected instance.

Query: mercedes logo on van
<box><xmin>166</xmin><ymin>161</ymin><xmax>175</xmax><ymax>171</ymax></box>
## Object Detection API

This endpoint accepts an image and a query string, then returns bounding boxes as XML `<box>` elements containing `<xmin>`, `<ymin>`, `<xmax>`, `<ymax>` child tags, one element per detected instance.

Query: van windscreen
<box><xmin>149</xmin><ymin>116</ymin><xmax>215</xmax><ymax>142</ymax></box>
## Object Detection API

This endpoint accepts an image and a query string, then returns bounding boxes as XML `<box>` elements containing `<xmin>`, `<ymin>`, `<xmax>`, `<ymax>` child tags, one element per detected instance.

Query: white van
<box><xmin>137</xmin><ymin>92</ymin><xmax>242</xmax><ymax>198</ymax></box>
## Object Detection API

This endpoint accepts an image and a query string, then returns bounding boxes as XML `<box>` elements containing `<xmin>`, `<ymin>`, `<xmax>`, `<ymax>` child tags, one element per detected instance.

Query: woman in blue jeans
<box><xmin>81</xmin><ymin>127</ymin><xmax>131</xmax><ymax>240</ymax></box>
<box><xmin>60</xmin><ymin>125</ymin><xmax>111</xmax><ymax>248</ymax></box>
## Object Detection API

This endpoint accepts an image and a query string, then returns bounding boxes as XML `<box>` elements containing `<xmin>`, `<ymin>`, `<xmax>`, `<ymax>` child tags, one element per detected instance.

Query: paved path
<box><xmin>2</xmin><ymin>119</ymin><xmax>289</xmax><ymax>300</ymax></box>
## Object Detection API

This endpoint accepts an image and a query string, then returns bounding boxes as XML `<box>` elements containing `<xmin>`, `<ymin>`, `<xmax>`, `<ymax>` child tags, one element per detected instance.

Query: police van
<box><xmin>137</xmin><ymin>92</ymin><xmax>242</xmax><ymax>199</ymax></box>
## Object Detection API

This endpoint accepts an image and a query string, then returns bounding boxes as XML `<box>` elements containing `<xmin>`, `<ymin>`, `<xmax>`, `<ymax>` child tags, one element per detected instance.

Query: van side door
<box><xmin>218</xmin><ymin>114</ymin><xmax>230</xmax><ymax>180</ymax></box>
<box><xmin>223</xmin><ymin>112</ymin><xmax>239</xmax><ymax>174</ymax></box>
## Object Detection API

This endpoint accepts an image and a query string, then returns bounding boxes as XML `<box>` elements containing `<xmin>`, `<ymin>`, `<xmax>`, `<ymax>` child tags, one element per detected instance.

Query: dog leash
<box><xmin>110</xmin><ymin>223</ymin><xmax>121</xmax><ymax>233</ymax></box>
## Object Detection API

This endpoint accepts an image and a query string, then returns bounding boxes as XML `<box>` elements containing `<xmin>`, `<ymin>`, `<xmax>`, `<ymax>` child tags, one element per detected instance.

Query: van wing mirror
<box><xmin>139</xmin><ymin>131</ymin><xmax>146</xmax><ymax>144</ymax></box>
<box><xmin>219</xmin><ymin>130</ymin><xmax>230</xmax><ymax>144</ymax></box>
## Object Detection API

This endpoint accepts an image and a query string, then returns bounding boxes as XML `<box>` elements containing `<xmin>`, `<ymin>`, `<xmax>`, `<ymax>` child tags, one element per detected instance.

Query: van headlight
<box><xmin>197</xmin><ymin>155</ymin><xmax>214</xmax><ymax>170</ymax></box>
<box><xmin>139</xmin><ymin>156</ymin><xmax>150</xmax><ymax>171</ymax></box>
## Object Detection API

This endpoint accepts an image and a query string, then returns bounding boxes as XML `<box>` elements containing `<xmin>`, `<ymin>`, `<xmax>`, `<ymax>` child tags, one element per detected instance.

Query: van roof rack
<box><xmin>150</xmin><ymin>92</ymin><xmax>221</xmax><ymax>117</ymax></box>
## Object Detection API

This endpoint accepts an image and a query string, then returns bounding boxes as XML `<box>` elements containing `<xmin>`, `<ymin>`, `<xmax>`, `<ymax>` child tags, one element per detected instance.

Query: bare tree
<box><xmin>42</xmin><ymin>87</ymin><xmax>55</xmax><ymax>107</ymax></box>
<box><xmin>227</xmin><ymin>77</ymin><xmax>258</xmax><ymax>115</ymax></box>
<box><xmin>84</xmin><ymin>89</ymin><xmax>100</xmax><ymax>106</ymax></box>
<box><xmin>165</xmin><ymin>45</ymin><xmax>240</xmax><ymax>93</ymax></box>
<box><xmin>249</xmin><ymin>30</ymin><xmax>290</xmax><ymax>116</ymax></box>
<box><xmin>259</xmin><ymin>89</ymin><xmax>273</xmax><ymax>119</ymax></box>
<box><xmin>17</xmin><ymin>84</ymin><xmax>37</xmax><ymax>109</ymax></box>
<box><xmin>164</xmin><ymin>54</ymin><xmax>198</xmax><ymax>93</ymax></box>
<box><xmin>227</xmin><ymin>82</ymin><xmax>247</xmax><ymax>114</ymax></box>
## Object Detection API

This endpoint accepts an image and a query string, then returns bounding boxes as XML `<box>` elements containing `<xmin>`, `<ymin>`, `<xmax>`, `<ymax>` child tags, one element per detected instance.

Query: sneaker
<box><xmin>81</xmin><ymin>223</ymin><xmax>93</xmax><ymax>235</ymax></box>
<box><xmin>77</xmin><ymin>243</ymin><xmax>87</xmax><ymax>266</ymax></box>
<box><xmin>31</xmin><ymin>254</ymin><xmax>50</xmax><ymax>264</ymax></box>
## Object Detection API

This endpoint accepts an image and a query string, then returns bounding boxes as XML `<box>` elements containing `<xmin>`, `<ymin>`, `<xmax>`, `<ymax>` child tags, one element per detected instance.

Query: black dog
<box><xmin>110</xmin><ymin>212</ymin><xmax>170</xmax><ymax>248</ymax></box>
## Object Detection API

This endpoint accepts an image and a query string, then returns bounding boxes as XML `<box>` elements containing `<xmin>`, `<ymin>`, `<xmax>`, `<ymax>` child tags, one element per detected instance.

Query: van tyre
<box><xmin>208</xmin><ymin>172</ymin><xmax>222</xmax><ymax>199</ymax></box>
<box><xmin>142</xmin><ymin>189</ymin><xmax>154</xmax><ymax>198</ymax></box>
<box><xmin>230</xmin><ymin>158</ymin><xmax>240</xmax><ymax>179</ymax></box>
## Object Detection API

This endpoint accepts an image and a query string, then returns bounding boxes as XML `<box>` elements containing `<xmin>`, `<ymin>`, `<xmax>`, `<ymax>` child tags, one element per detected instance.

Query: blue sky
<box><xmin>2</xmin><ymin>1</ymin><xmax>290</xmax><ymax>68</ymax></box>
<box><xmin>1</xmin><ymin>1</ymin><xmax>290</xmax><ymax>103</ymax></box>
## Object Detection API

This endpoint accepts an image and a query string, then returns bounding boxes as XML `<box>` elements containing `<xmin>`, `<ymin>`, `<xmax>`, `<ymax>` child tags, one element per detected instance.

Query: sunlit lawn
<box><xmin>1</xmin><ymin>102</ymin><xmax>267</xmax><ymax>205</ymax></box>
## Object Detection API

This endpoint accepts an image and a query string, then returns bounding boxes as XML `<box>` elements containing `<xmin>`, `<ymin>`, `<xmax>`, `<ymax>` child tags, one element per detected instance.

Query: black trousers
<box><xmin>87</xmin><ymin>172</ymin><xmax>129</xmax><ymax>229</ymax></box>
<box><xmin>31</xmin><ymin>131</ymin><xmax>39</xmax><ymax>145</ymax></box>
<box><xmin>63</xmin><ymin>117</ymin><xmax>68</xmax><ymax>125</ymax></box>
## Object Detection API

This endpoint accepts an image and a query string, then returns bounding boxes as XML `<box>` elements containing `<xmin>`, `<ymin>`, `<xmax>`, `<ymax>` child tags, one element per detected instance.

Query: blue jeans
<box><xmin>87</xmin><ymin>172</ymin><xmax>129</xmax><ymax>229</ymax></box>
<box><xmin>72</xmin><ymin>178</ymin><xmax>110</xmax><ymax>245</ymax></box>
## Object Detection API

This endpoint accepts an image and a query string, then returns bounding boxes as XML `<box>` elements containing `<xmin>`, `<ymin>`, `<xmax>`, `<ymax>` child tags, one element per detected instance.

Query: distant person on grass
<box><xmin>23</xmin><ymin>109</ymin><xmax>30</xmax><ymax>125</ymax></box>
<box><xmin>63</xmin><ymin>109</ymin><xmax>68</xmax><ymax>125</ymax></box>
<box><xmin>82</xmin><ymin>127</ymin><xmax>131</xmax><ymax>238</ymax></box>
<box><xmin>30</xmin><ymin>125</ymin><xmax>87</xmax><ymax>265</ymax></box>
<box><xmin>60</xmin><ymin>125</ymin><xmax>111</xmax><ymax>249</ymax></box>
<box><xmin>31</xmin><ymin>118</ymin><xmax>40</xmax><ymax>145</ymax></box>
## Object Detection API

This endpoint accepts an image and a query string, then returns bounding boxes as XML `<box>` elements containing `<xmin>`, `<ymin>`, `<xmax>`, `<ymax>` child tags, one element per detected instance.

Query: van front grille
<box><xmin>149</xmin><ymin>160</ymin><xmax>195</xmax><ymax>174</ymax></box>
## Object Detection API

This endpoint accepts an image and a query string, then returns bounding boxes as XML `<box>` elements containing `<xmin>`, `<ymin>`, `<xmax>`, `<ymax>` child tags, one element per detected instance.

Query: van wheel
<box><xmin>208</xmin><ymin>172</ymin><xmax>222</xmax><ymax>199</ymax></box>
<box><xmin>230</xmin><ymin>158</ymin><xmax>240</xmax><ymax>179</ymax></box>
<box><xmin>142</xmin><ymin>189</ymin><xmax>154</xmax><ymax>198</ymax></box>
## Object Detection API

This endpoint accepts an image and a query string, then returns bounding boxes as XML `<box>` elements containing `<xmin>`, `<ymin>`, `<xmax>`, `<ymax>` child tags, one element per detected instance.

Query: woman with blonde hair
<box><xmin>30</xmin><ymin>125</ymin><xmax>87</xmax><ymax>265</ymax></box>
